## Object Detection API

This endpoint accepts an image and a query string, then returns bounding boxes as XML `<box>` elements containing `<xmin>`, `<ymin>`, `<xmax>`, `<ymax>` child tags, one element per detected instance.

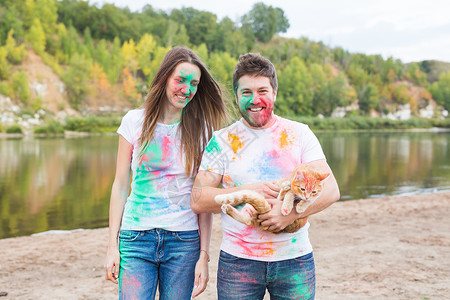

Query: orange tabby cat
<box><xmin>215</xmin><ymin>164</ymin><xmax>330</xmax><ymax>233</ymax></box>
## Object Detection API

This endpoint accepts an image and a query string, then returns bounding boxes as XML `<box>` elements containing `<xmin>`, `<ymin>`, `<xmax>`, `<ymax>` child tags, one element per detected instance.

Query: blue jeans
<box><xmin>118</xmin><ymin>229</ymin><xmax>200</xmax><ymax>300</ymax></box>
<box><xmin>217</xmin><ymin>250</ymin><xmax>315</xmax><ymax>300</ymax></box>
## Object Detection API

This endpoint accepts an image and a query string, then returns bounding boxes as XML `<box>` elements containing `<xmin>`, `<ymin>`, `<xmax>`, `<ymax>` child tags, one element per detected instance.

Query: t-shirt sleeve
<box><xmin>117</xmin><ymin>111</ymin><xmax>136</xmax><ymax>144</ymax></box>
<box><xmin>300</xmin><ymin>125</ymin><xmax>326</xmax><ymax>163</ymax></box>
<box><xmin>199</xmin><ymin>133</ymin><xmax>225</xmax><ymax>175</ymax></box>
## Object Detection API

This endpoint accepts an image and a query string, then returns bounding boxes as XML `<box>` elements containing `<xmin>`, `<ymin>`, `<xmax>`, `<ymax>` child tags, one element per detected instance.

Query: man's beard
<box><xmin>238</xmin><ymin>105</ymin><xmax>274</xmax><ymax>128</ymax></box>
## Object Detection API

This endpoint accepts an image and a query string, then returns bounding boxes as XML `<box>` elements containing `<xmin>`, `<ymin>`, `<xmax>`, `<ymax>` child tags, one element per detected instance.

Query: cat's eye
<box><xmin>301</xmin><ymin>188</ymin><xmax>306</xmax><ymax>191</ymax></box>
<box><xmin>312</xmin><ymin>191</ymin><xmax>317</xmax><ymax>194</ymax></box>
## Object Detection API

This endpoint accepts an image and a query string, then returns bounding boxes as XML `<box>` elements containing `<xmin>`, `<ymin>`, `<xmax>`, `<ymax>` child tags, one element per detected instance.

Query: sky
<box><xmin>93</xmin><ymin>0</ymin><xmax>450</xmax><ymax>63</ymax></box>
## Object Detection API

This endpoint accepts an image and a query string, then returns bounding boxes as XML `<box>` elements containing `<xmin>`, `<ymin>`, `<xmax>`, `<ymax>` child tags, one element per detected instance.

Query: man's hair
<box><xmin>232</xmin><ymin>53</ymin><xmax>278</xmax><ymax>95</ymax></box>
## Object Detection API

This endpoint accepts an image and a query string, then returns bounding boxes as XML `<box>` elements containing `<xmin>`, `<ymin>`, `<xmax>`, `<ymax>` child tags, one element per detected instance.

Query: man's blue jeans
<box><xmin>118</xmin><ymin>229</ymin><xmax>200</xmax><ymax>300</ymax></box>
<box><xmin>217</xmin><ymin>250</ymin><xmax>315</xmax><ymax>300</ymax></box>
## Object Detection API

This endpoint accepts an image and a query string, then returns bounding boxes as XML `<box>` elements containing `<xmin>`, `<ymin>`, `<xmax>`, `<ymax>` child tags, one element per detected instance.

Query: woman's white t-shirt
<box><xmin>117</xmin><ymin>109</ymin><xmax>198</xmax><ymax>231</ymax></box>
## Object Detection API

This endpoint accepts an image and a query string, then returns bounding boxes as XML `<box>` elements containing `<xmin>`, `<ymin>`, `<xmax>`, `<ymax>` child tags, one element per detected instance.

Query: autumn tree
<box><xmin>121</xmin><ymin>67</ymin><xmax>137</xmax><ymax>101</ymax></box>
<box><xmin>136</xmin><ymin>34</ymin><xmax>156</xmax><ymax>77</ymax></box>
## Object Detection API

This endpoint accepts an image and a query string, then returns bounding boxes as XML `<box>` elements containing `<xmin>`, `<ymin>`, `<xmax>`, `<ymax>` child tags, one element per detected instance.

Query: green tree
<box><xmin>208</xmin><ymin>52</ymin><xmax>236</xmax><ymax>91</ymax></box>
<box><xmin>277</xmin><ymin>57</ymin><xmax>313</xmax><ymax>115</ymax></box>
<box><xmin>62</xmin><ymin>54</ymin><xmax>92</xmax><ymax>107</ymax></box>
<box><xmin>0</xmin><ymin>46</ymin><xmax>9</xmax><ymax>80</ymax></box>
<box><xmin>0</xmin><ymin>3</ymin><xmax>25</xmax><ymax>45</ymax></box>
<box><xmin>5</xmin><ymin>29</ymin><xmax>27</xmax><ymax>64</ymax></box>
<box><xmin>11</xmin><ymin>71</ymin><xmax>31</xmax><ymax>104</ymax></box>
<box><xmin>241</xmin><ymin>2</ymin><xmax>289</xmax><ymax>43</ymax></box>
<box><xmin>34</xmin><ymin>0</ymin><xmax>58</xmax><ymax>34</ymax></box>
<box><xmin>358</xmin><ymin>83</ymin><xmax>379</xmax><ymax>114</ymax></box>
<box><xmin>163</xmin><ymin>20</ymin><xmax>190</xmax><ymax>47</ymax></box>
<box><xmin>27</xmin><ymin>18</ymin><xmax>46</xmax><ymax>55</ymax></box>
<box><xmin>430</xmin><ymin>72</ymin><xmax>450</xmax><ymax>111</ymax></box>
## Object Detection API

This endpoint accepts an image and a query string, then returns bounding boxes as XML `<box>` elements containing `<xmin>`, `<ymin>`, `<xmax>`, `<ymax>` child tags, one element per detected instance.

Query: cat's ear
<box><xmin>318</xmin><ymin>172</ymin><xmax>330</xmax><ymax>181</ymax></box>
<box><xmin>294</xmin><ymin>170</ymin><xmax>305</xmax><ymax>180</ymax></box>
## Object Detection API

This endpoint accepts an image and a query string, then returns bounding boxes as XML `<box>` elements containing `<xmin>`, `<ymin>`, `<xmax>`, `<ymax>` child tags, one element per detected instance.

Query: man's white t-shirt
<box><xmin>199</xmin><ymin>115</ymin><xmax>325</xmax><ymax>261</ymax></box>
<box><xmin>117</xmin><ymin>109</ymin><xmax>198</xmax><ymax>231</ymax></box>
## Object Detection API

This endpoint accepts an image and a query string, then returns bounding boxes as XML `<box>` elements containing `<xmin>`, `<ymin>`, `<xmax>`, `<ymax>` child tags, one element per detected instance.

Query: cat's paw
<box><xmin>295</xmin><ymin>203</ymin><xmax>306</xmax><ymax>213</ymax></box>
<box><xmin>281</xmin><ymin>207</ymin><xmax>292</xmax><ymax>216</ymax></box>
<box><xmin>281</xmin><ymin>181</ymin><xmax>290</xmax><ymax>190</ymax></box>
<box><xmin>215</xmin><ymin>194</ymin><xmax>233</xmax><ymax>204</ymax></box>
<box><xmin>221</xmin><ymin>204</ymin><xmax>232</xmax><ymax>214</ymax></box>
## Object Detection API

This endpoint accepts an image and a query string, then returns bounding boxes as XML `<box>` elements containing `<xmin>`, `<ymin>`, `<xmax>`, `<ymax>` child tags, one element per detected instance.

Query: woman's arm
<box><xmin>191</xmin><ymin>212</ymin><xmax>212</xmax><ymax>298</ymax></box>
<box><xmin>105</xmin><ymin>135</ymin><xmax>133</xmax><ymax>283</ymax></box>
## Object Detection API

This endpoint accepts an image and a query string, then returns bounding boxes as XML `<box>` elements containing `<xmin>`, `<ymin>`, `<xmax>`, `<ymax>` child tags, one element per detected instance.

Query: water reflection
<box><xmin>318</xmin><ymin>131</ymin><xmax>450</xmax><ymax>200</ymax></box>
<box><xmin>0</xmin><ymin>132</ymin><xmax>449</xmax><ymax>239</ymax></box>
<box><xmin>0</xmin><ymin>136</ymin><xmax>118</xmax><ymax>238</ymax></box>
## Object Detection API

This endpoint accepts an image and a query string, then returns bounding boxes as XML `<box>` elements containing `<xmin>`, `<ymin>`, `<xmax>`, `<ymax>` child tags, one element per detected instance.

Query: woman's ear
<box><xmin>274</xmin><ymin>89</ymin><xmax>277</xmax><ymax>102</ymax></box>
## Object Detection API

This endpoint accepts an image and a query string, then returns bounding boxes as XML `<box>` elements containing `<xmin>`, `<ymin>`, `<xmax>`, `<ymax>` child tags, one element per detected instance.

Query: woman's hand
<box><xmin>192</xmin><ymin>251</ymin><xmax>210</xmax><ymax>298</ymax></box>
<box><xmin>105</xmin><ymin>246</ymin><xmax>120</xmax><ymax>284</ymax></box>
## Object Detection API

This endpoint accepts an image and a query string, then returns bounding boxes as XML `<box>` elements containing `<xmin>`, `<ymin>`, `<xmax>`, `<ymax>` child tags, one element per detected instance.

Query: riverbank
<box><xmin>0</xmin><ymin>192</ymin><xmax>449</xmax><ymax>299</ymax></box>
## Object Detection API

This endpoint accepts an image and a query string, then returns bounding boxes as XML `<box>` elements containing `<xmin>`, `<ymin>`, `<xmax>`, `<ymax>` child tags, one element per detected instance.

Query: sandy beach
<box><xmin>0</xmin><ymin>192</ymin><xmax>449</xmax><ymax>299</ymax></box>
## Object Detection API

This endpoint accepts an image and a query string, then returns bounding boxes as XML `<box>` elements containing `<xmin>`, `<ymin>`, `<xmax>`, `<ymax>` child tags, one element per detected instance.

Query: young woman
<box><xmin>105</xmin><ymin>46</ymin><xmax>228</xmax><ymax>299</ymax></box>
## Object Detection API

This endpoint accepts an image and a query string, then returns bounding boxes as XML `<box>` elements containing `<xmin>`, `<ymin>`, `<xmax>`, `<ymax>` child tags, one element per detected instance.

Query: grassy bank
<box><xmin>1</xmin><ymin>116</ymin><xmax>449</xmax><ymax>135</ymax></box>
<box><xmin>289</xmin><ymin>116</ymin><xmax>450</xmax><ymax>131</ymax></box>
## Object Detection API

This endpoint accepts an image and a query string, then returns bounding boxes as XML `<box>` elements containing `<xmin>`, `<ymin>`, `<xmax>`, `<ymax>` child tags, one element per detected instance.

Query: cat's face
<box><xmin>291</xmin><ymin>170</ymin><xmax>329</xmax><ymax>200</ymax></box>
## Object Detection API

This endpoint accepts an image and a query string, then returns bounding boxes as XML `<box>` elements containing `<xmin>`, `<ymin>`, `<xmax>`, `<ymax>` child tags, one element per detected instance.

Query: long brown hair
<box><xmin>139</xmin><ymin>46</ymin><xmax>229</xmax><ymax>176</ymax></box>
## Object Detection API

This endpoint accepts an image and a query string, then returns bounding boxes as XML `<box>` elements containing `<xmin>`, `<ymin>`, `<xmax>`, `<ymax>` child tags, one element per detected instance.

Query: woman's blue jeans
<box><xmin>217</xmin><ymin>250</ymin><xmax>315</xmax><ymax>300</ymax></box>
<box><xmin>118</xmin><ymin>228</ymin><xmax>200</xmax><ymax>300</ymax></box>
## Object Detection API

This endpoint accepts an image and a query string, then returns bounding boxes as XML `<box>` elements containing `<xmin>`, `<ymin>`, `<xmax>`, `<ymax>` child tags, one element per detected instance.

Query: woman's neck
<box><xmin>160</xmin><ymin>106</ymin><xmax>182</xmax><ymax>124</ymax></box>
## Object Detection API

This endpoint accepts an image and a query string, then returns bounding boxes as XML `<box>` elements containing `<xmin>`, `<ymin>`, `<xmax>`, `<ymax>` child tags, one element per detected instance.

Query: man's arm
<box><xmin>258</xmin><ymin>159</ymin><xmax>340</xmax><ymax>232</ymax></box>
<box><xmin>190</xmin><ymin>170</ymin><xmax>280</xmax><ymax>214</ymax></box>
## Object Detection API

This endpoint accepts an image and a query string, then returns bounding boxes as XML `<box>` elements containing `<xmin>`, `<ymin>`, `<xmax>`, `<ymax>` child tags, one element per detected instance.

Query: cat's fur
<box><xmin>215</xmin><ymin>164</ymin><xmax>330</xmax><ymax>233</ymax></box>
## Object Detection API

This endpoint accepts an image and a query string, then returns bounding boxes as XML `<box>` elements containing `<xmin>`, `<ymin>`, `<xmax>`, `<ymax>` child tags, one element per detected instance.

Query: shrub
<box><xmin>34</xmin><ymin>121</ymin><xmax>65</xmax><ymax>134</ymax></box>
<box><xmin>6</xmin><ymin>125</ymin><xmax>23</xmax><ymax>134</ymax></box>
<box><xmin>64</xmin><ymin>116</ymin><xmax>121</xmax><ymax>133</ymax></box>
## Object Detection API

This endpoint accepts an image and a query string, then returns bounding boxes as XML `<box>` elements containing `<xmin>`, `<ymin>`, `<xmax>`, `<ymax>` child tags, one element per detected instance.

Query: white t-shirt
<box><xmin>117</xmin><ymin>109</ymin><xmax>198</xmax><ymax>231</ymax></box>
<box><xmin>199</xmin><ymin>115</ymin><xmax>325</xmax><ymax>261</ymax></box>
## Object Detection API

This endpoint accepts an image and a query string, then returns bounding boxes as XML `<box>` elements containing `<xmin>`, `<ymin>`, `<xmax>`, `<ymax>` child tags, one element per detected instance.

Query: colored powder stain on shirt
<box><xmin>227</xmin><ymin>132</ymin><xmax>243</xmax><ymax>154</ymax></box>
<box><xmin>234</xmin><ymin>226</ymin><xmax>275</xmax><ymax>257</ymax></box>
<box><xmin>161</xmin><ymin>136</ymin><xmax>172</xmax><ymax>161</ymax></box>
<box><xmin>204</xmin><ymin>135</ymin><xmax>222</xmax><ymax>154</ymax></box>
<box><xmin>223</xmin><ymin>174</ymin><xmax>235</xmax><ymax>187</ymax></box>
<box><xmin>279</xmin><ymin>129</ymin><xmax>293</xmax><ymax>148</ymax></box>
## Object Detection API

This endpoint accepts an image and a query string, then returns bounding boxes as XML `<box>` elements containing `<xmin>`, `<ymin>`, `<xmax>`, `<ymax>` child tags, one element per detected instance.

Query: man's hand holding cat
<box><xmin>243</xmin><ymin>181</ymin><xmax>280</xmax><ymax>199</ymax></box>
<box><xmin>258</xmin><ymin>198</ymin><xmax>297</xmax><ymax>233</ymax></box>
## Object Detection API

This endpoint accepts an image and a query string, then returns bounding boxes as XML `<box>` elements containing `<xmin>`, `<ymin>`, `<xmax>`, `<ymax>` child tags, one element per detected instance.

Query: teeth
<box><xmin>249</xmin><ymin>107</ymin><xmax>263</xmax><ymax>112</ymax></box>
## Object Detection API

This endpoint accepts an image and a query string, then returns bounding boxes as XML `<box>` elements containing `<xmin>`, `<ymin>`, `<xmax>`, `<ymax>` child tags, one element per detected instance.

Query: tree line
<box><xmin>0</xmin><ymin>0</ymin><xmax>449</xmax><ymax>118</ymax></box>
